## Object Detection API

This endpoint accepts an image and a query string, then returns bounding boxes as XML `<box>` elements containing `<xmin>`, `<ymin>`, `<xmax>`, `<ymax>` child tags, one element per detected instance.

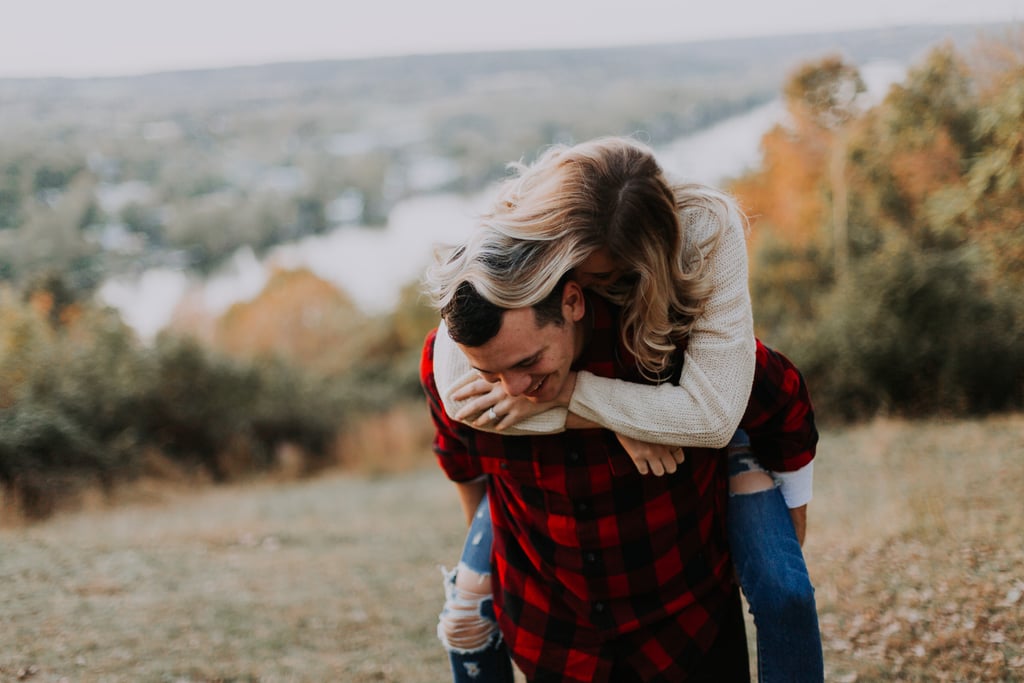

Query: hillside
<box><xmin>1</xmin><ymin>414</ymin><xmax>1021</xmax><ymax>681</ymax></box>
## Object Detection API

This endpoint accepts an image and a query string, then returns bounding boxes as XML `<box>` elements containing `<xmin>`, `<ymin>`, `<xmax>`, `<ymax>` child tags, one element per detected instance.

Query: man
<box><xmin>420</xmin><ymin>274</ymin><xmax>816</xmax><ymax>681</ymax></box>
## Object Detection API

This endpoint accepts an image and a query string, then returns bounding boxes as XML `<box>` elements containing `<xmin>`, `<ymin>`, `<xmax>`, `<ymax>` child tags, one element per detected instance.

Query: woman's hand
<box><xmin>615</xmin><ymin>432</ymin><xmax>685</xmax><ymax>476</ymax></box>
<box><xmin>453</xmin><ymin>378</ymin><xmax>559</xmax><ymax>430</ymax></box>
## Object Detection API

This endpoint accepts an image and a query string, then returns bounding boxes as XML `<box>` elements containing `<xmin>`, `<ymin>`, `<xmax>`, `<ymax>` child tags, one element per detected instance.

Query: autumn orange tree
<box><xmin>210</xmin><ymin>267</ymin><xmax>436</xmax><ymax>403</ymax></box>
<box><xmin>213</xmin><ymin>268</ymin><xmax>369</xmax><ymax>376</ymax></box>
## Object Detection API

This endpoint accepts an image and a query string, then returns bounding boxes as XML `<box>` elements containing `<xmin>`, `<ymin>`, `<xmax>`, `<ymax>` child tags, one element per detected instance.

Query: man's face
<box><xmin>457</xmin><ymin>284</ymin><xmax>585</xmax><ymax>403</ymax></box>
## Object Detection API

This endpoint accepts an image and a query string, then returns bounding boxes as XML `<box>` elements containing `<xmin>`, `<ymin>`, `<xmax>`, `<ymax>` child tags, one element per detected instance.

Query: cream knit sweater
<box><xmin>432</xmin><ymin>203</ymin><xmax>813</xmax><ymax>507</ymax></box>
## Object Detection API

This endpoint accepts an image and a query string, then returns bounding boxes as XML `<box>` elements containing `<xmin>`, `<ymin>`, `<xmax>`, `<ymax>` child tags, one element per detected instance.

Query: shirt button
<box><xmin>499</xmin><ymin>462</ymin><xmax>509</xmax><ymax>469</ymax></box>
<box><xmin>585</xmin><ymin>552</ymin><xmax>597</xmax><ymax>563</ymax></box>
<box><xmin>576</xmin><ymin>502</ymin><xmax>588</xmax><ymax>513</ymax></box>
<box><xmin>593</xmin><ymin>602</ymin><xmax>606</xmax><ymax>613</ymax></box>
<box><xmin>568</xmin><ymin>451</ymin><xmax>580</xmax><ymax>462</ymax></box>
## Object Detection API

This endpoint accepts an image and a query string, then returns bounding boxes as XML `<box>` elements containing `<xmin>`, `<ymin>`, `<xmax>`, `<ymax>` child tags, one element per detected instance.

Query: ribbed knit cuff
<box><xmin>773</xmin><ymin>461</ymin><xmax>814</xmax><ymax>508</ymax></box>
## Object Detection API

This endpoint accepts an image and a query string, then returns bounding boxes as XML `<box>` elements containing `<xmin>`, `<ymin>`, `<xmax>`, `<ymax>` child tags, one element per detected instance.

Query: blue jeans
<box><xmin>728</xmin><ymin>431</ymin><xmax>824</xmax><ymax>682</ymax></box>
<box><xmin>439</xmin><ymin>494</ymin><xmax>515</xmax><ymax>683</ymax></box>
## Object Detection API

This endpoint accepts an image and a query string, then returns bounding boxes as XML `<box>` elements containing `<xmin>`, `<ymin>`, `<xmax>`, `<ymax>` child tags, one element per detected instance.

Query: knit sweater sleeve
<box><xmin>432</xmin><ymin>319</ymin><xmax>568</xmax><ymax>435</ymax></box>
<box><xmin>566</xmin><ymin>204</ymin><xmax>756</xmax><ymax>448</ymax></box>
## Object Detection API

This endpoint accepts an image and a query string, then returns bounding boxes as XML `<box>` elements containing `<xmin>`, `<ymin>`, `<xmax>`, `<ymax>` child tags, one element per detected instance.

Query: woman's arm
<box><xmin>567</xmin><ymin>204</ymin><xmax>756</xmax><ymax>448</ymax></box>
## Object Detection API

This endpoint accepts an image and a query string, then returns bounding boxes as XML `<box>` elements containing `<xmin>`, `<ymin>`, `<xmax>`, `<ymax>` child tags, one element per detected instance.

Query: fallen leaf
<box><xmin>1000</xmin><ymin>583</ymin><xmax>1023</xmax><ymax>606</ymax></box>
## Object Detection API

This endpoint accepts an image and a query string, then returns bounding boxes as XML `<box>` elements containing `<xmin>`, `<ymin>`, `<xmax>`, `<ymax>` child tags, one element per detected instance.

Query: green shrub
<box><xmin>0</xmin><ymin>402</ymin><xmax>109</xmax><ymax>518</ymax></box>
<box><xmin>0</xmin><ymin>283</ymin><xmax>359</xmax><ymax>518</ymax></box>
<box><xmin>796</xmin><ymin>239</ymin><xmax>1024</xmax><ymax>420</ymax></box>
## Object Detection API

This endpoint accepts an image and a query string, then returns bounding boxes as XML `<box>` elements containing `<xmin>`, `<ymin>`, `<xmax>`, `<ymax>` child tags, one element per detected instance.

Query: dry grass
<box><xmin>809</xmin><ymin>414</ymin><xmax>1024</xmax><ymax>682</ymax></box>
<box><xmin>1</xmin><ymin>413</ymin><xmax>1022</xmax><ymax>682</ymax></box>
<box><xmin>0</xmin><ymin>465</ymin><xmax>460</xmax><ymax>682</ymax></box>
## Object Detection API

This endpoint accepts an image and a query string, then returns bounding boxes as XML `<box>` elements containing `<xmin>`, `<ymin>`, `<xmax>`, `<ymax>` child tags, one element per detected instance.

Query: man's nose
<box><xmin>500</xmin><ymin>372</ymin><xmax>533</xmax><ymax>397</ymax></box>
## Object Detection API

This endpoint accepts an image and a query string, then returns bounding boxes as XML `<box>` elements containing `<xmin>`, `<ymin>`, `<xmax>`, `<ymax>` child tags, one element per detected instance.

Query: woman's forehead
<box><xmin>579</xmin><ymin>248</ymin><xmax>619</xmax><ymax>271</ymax></box>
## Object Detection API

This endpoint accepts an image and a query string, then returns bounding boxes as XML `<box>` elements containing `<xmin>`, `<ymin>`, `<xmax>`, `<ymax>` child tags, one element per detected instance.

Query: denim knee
<box><xmin>727</xmin><ymin>486</ymin><xmax>814</xmax><ymax>621</ymax></box>
<box><xmin>437</xmin><ymin>565</ymin><xmax>501</xmax><ymax>655</ymax></box>
<box><xmin>761</xmin><ymin>567</ymin><xmax>815</xmax><ymax>615</ymax></box>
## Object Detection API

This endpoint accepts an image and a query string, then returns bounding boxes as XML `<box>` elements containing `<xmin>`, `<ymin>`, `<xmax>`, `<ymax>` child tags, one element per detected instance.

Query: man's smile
<box><xmin>525</xmin><ymin>375</ymin><xmax>549</xmax><ymax>398</ymax></box>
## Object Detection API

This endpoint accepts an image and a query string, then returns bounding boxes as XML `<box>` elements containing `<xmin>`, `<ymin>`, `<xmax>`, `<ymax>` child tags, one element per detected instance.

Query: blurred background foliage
<box><xmin>0</xmin><ymin>27</ymin><xmax>1021</xmax><ymax>518</ymax></box>
<box><xmin>0</xmin><ymin>273</ymin><xmax>432</xmax><ymax>518</ymax></box>
<box><xmin>735</xmin><ymin>36</ymin><xmax>1024</xmax><ymax>421</ymax></box>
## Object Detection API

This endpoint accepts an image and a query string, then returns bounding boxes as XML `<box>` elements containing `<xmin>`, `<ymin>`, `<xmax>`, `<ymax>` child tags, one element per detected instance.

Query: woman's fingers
<box><xmin>457</xmin><ymin>398</ymin><xmax>491</xmax><ymax>422</ymax></box>
<box><xmin>454</xmin><ymin>379</ymin><xmax>513</xmax><ymax>424</ymax></box>
<box><xmin>658</xmin><ymin>448</ymin><xmax>684</xmax><ymax>475</ymax></box>
<box><xmin>471</xmin><ymin>403</ymin><xmax>503</xmax><ymax>427</ymax></box>
<box><xmin>452</xmin><ymin>378</ymin><xmax>497</xmax><ymax>402</ymax></box>
<box><xmin>495</xmin><ymin>412</ymin><xmax>515</xmax><ymax>431</ymax></box>
<box><xmin>643</xmin><ymin>447</ymin><xmax>686</xmax><ymax>477</ymax></box>
<box><xmin>614</xmin><ymin>433</ymin><xmax>687</xmax><ymax>478</ymax></box>
<box><xmin>649</xmin><ymin>457</ymin><xmax>666</xmax><ymax>476</ymax></box>
<box><xmin>455</xmin><ymin>393</ymin><xmax>502</xmax><ymax>422</ymax></box>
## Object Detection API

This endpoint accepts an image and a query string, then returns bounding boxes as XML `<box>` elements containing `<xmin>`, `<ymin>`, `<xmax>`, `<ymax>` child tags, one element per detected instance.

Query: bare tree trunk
<box><xmin>831</xmin><ymin>131</ymin><xmax>849</xmax><ymax>284</ymax></box>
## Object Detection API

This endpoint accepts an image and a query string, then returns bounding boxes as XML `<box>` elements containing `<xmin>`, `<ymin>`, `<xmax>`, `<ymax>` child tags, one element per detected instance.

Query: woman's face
<box><xmin>574</xmin><ymin>248</ymin><xmax>626</xmax><ymax>289</ymax></box>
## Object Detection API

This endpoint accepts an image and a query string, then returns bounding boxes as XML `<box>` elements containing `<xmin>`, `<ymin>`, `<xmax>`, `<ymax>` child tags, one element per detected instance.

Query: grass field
<box><xmin>2</xmin><ymin>414</ymin><xmax>1022</xmax><ymax>682</ymax></box>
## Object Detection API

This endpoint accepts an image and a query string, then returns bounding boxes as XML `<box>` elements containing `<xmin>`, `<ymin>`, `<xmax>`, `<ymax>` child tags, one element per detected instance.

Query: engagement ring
<box><xmin>488</xmin><ymin>407</ymin><xmax>498</xmax><ymax>421</ymax></box>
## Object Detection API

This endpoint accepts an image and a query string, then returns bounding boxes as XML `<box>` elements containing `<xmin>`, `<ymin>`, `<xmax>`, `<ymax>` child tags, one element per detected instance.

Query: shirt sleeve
<box><xmin>433</xmin><ymin>319</ymin><xmax>569</xmax><ymax>435</ymax></box>
<box><xmin>774</xmin><ymin>462</ymin><xmax>814</xmax><ymax>508</ymax></box>
<box><xmin>567</xmin><ymin>203</ymin><xmax>757</xmax><ymax>448</ymax></box>
<box><xmin>739</xmin><ymin>340</ymin><xmax>819</xmax><ymax>475</ymax></box>
<box><xmin>420</xmin><ymin>329</ymin><xmax>486</xmax><ymax>482</ymax></box>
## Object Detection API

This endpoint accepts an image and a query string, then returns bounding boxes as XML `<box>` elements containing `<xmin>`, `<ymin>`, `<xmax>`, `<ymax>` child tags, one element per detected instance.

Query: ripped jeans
<box><xmin>437</xmin><ymin>494</ymin><xmax>514</xmax><ymax>683</ymax></box>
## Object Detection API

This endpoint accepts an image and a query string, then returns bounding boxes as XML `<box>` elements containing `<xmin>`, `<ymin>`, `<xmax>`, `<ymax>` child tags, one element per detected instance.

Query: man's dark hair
<box><xmin>442</xmin><ymin>274</ymin><xmax>572</xmax><ymax>348</ymax></box>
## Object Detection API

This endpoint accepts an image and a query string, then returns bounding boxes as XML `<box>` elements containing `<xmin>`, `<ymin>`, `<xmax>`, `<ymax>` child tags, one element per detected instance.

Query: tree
<box><xmin>783</xmin><ymin>56</ymin><xmax>866</xmax><ymax>283</ymax></box>
<box><xmin>965</xmin><ymin>30</ymin><xmax>1024</xmax><ymax>286</ymax></box>
<box><xmin>211</xmin><ymin>268</ymin><xmax>368</xmax><ymax>377</ymax></box>
<box><xmin>844</xmin><ymin>44</ymin><xmax>980</xmax><ymax>253</ymax></box>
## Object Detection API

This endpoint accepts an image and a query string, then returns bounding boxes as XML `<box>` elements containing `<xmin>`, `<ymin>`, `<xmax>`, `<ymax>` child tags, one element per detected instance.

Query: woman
<box><xmin>426</xmin><ymin>136</ymin><xmax>822</xmax><ymax>682</ymax></box>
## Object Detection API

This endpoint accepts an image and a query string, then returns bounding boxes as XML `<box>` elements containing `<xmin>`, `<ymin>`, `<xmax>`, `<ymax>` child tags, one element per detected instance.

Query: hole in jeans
<box><xmin>729</xmin><ymin>470</ymin><xmax>775</xmax><ymax>495</ymax></box>
<box><xmin>438</xmin><ymin>568</ymin><xmax>498</xmax><ymax>653</ymax></box>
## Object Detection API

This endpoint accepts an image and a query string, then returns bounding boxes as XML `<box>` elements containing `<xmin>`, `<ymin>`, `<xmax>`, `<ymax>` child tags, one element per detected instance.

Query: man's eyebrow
<box><xmin>512</xmin><ymin>352</ymin><xmax>541</xmax><ymax>368</ymax></box>
<box><xmin>471</xmin><ymin>351</ymin><xmax>541</xmax><ymax>375</ymax></box>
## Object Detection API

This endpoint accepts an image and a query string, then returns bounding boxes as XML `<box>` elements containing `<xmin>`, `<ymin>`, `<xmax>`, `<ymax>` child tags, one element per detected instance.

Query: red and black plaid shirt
<box><xmin>421</xmin><ymin>295</ymin><xmax>816</xmax><ymax>682</ymax></box>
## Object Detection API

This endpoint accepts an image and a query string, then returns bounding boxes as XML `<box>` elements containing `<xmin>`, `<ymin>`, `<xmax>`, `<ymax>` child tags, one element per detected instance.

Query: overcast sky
<box><xmin>1</xmin><ymin>0</ymin><xmax>1021</xmax><ymax>78</ymax></box>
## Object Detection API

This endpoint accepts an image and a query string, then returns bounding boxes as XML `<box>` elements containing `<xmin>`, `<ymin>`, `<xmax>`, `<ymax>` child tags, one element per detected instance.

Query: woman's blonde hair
<box><xmin>425</xmin><ymin>136</ymin><xmax>744</xmax><ymax>379</ymax></box>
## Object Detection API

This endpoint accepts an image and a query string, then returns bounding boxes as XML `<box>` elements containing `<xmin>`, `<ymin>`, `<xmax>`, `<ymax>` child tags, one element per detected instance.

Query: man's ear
<box><xmin>562</xmin><ymin>280</ymin><xmax>586</xmax><ymax>323</ymax></box>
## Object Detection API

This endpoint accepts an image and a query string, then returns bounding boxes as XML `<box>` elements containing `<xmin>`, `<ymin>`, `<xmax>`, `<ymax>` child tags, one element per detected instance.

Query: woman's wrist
<box><xmin>565</xmin><ymin>412</ymin><xmax>601</xmax><ymax>429</ymax></box>
<box><xmin>555</xmin><ymin>371</ymin><xmax>577</xmax><ymax>407</ymax></box>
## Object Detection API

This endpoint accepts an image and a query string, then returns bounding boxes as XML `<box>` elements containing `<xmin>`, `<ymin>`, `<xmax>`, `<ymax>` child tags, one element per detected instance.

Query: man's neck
<box><xmin>571</xmin><ymin>296</ymin><xmax>594</xmax><ymax>363</ymax></box>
